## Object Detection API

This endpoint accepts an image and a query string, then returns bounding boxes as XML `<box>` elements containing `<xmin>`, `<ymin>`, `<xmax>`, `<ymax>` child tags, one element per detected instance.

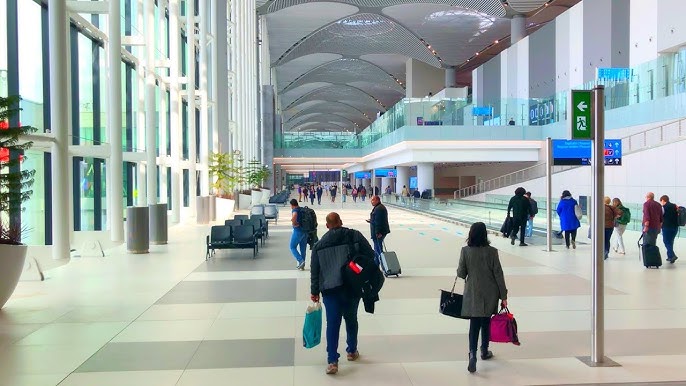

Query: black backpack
<box><xmin>678</xmin><ymin>206</ymin><xmax>686</xmax><ymax>227</ymax></box>
<box><xmin>298</xmin><ymin>206</ymin><xmax>318</xmax><ymax>232</ymax></box>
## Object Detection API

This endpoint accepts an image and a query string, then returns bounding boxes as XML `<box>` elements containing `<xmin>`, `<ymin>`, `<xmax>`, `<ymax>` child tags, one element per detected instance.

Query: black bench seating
<box><xmin>206</xmin><ymin>224</ymin><xmax>258</xmax><ymax>260</ymax></box>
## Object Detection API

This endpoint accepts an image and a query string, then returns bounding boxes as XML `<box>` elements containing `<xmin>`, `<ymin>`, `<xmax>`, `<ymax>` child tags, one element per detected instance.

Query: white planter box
<box><xmin>238</xmin><ymin>194</ymin><xmax>252</xmax><ymax>210</ymax></box>
<box><xmin>215</xmin><ymin>197</ymin><xmax>236</xmax><ymax>220</ymax></box>
<box><xmin>250</xmin><ymin>190</ymin><xmax>263</xmax><ymax>207</ymax></box>
<box><xmin>0</xmin><ymin>244</ymin><xmax>28</xmax><ymax>309</ymax></box>
<box><xmin>260</xmin><ymin>189</ymin><xmax>271</xmax><ymax>205</ymax></box>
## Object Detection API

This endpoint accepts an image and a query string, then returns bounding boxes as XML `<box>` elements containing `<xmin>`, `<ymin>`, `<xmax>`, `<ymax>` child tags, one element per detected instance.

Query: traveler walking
<box><xmin>556</xmin><ymin>190</ymin><xmax>581</xmax><ymax>249</ymax></box>
<box><xmin>341</xmin><ymin>184</ymin><xmax>348</xmax><ymax>203</ymax></box>
<box><xmin>289</xmin><ymin>199</ymin><xmax>308</xmax><ymax>270</ymax></box>
<box><xmin>298</xmin><ymin>186</ymin><xmax>303</xmax><ymax>202</ymax></box>
<box><xmin>457</xmin><ymin>222</ymin><xmax>508</xmax><ymax>373</ymax></box>
<box><xmin>310</xmin><ymin>213</ymin><xmax>376</xmax><ymax>375</ymax></box>
<box><xmin>359</xmin><ymin>186</ymin><xmax>366</xmax><ymax>202</ymax></box>
<box><xmin>316</xmin><ymin>185</ymin><xmax>324</xmax><ymax>205</ymax></box>
<box><xmin>310</xmin><ymin>186</ymin><xmax>316</xmax><ymax>205</ymax></box>
<box><xmin>524</xmin><ymin>191</ymin><xmax>538</xmax><ymax>238</ymax></box>
<box><xmin>612</xmin><ymin>197</ymin><xmax>630</xmax><ymax>255</ymax></box>
<box><xmin>507</xmin><ymin>187</ymin><xmax>531</xmax><ymax>246</ymax></box>
<box><xmin>603</xmin><ymin>196</ymin><xmax>621</xmax><ymax>260</ymax></box>
<box><xmin>642</xmin><ymin>192</ymin><xmax>663</xmax><ymax>247</ymax></box>
<box><xmin>351</xmin><ymin>187</ymin><xmax>358</xmax><ymax>203</ymax></box>
<box><xmin>660</xmin><ymin>195</ymin><xmax>679</xmax><ymax>263</ymax></box>
<box><xmin>331</xmin><ymin>184</ymin><xmax>337</xmax><ymax>203</ymax></box>
<box><xmin>366</xmin><ymin>195</ymin><xmax>390</xmax><ymax>265</ymax></box>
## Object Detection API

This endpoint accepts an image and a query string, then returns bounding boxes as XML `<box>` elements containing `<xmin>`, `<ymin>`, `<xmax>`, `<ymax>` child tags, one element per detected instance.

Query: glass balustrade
<box><xmin>279</xmin><ymin>51</ymin><xmax>686</xmax><ymax>150</ymax></box>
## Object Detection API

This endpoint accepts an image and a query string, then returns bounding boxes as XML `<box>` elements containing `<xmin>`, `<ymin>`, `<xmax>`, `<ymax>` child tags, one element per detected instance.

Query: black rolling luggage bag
<box><xmin>638</xmin><ymin>233</ymin><xmax>662</xmax><ymax>268</ymax></box>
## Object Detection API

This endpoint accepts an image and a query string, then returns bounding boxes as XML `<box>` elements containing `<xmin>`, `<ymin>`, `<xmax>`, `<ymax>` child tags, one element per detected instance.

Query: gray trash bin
<box><xmin>197</xmin><ymin>196</ymin><xmax>210</xmax><ymax>224</ymax></box>
<box><xmin>127</xmin><ymin>206</ymin><xmax>149</xmax><ymax>254</ymax></box>
<box><xmin>149</xmin><ymin>203</ymin><xmax>168</xmax><ymax>245</ymax></box>
<box><xmin>209</xmin><ymin>195</ymin><xmax>216</xmax><ymax>221</ymax></box>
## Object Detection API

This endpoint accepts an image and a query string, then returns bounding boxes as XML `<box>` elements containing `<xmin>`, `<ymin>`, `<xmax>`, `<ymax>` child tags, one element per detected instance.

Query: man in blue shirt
<box><xmin>290</xmin><ymin>199</ymin><xmax>307</xmax><ymax>270</ymax></box>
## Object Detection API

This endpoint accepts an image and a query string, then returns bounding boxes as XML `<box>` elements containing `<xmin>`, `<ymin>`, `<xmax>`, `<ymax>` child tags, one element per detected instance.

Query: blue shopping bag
<box><xmin>302</xmin><ymin>302</ymin><xmax>322</xmax><ymax>349</ymax></box>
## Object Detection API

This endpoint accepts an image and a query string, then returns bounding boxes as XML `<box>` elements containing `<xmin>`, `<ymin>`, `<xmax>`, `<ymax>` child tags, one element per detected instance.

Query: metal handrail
<box><xmin>454</xmin><ymin>117</ymin><xmax>686</xmax><ymax>199</ymax></box>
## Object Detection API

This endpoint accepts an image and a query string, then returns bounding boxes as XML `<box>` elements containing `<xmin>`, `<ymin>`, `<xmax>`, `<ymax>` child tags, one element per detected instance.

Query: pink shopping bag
<box><xmin>489</xmin><ymin>307</ymin><xmax>521</xmax><ymax>346</ymax></box>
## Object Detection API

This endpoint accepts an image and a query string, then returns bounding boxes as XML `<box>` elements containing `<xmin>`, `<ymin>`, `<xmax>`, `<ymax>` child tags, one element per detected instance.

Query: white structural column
<box><xmin>159</xmin><ymin>84</ymin><xmax>168</xmax><ymax>205</ymax></box>
<box><xmin>199</xmin><ymin>0</ymin><xmax>209</xmax><ymax>195</ymax></box>
<box><xmin>213</xmin><ymin>0</ymin><xmax>230</xmax><ymax>154</ymax></box>
<box><xmin>145</xmin><ymin>0</ymin><xmax>157</xmax><ymax>205</ymax></box>
<box><xmin>416</xmin><ymin>163</ymin><xmax>434</xmax><ymax>194</ymax></box>
<box><xmin>169</xmin><ymin>0</ymin><xmax>181</xmax><ymax>223</ymax></box>
<box><xmin>48</xmin><ymin>0</ymin><xmax>70</xmax><ymax>259</ymax></box>
<box><xmin>187</xmin><ymin>0</ymin><xmax>197</xmax><ymax>214</ymax></box>
<box><xmin>108</xmin><ymin>0</ymin><xmax>124</xmax><ymax>241</ymax></box>
<box><xmin>237</xmin><ymin>0</ymin><xmax>246</xmax><ymax>164</ymax></box>
<box><xmin>511</xmin><ymin>14</ymin><xmax>526</xmax><ymax>45</ymax></box>
<box><xmin>381</xmin><ymin>177</ymin><xmax>392</xmax><ymax>192</ymax></box>
<box><xmin>445</xmin><ymin>66</ymin><xmax>456</xmax><ymax>88</ymax></box>
<box><xmin>395</xmin><ymin>166</ymin><xmax>409</xmax><ymax>193</ymax></box>
<box><xmin>136</xmin><ymin>44</ymin><xmax>147</xmax><ymax>207</ymax></box>
<box><xmin>249</xmin><ymin>1</ymin><xmax>257</xmax><ymax>162</ymax></box>
<box><xmin>229</xmin><ymin>0</ymin><xmax>237</xmax><ymax>154</ymax></box>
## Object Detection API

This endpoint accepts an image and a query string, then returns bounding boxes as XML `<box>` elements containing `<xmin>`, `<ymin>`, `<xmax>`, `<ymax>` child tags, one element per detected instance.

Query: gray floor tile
<box><xmin>188</xmin><ymin>338</ymin><xmax>295</xmax><ymax>369</ymax></box>
<box><xmin>156</xmin><ymin>279</ymin><xmax>297</xmax><ymax>304</ymax></box>
<box><xmin>75</xmin><ymin>341</ymin><xmax>201</xmax><ymax>372</ymax></box>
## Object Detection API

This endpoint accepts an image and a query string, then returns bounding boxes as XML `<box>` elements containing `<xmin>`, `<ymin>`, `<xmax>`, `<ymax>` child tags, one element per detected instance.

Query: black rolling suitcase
<box><xmin>500</xmin><ymin>215</ymin><xmax>513</xmax><ymax>238</ymax></box>
<box><xmin>638</xmin><ymin>233</ymin><xmax>662</xmax><ymax>268</ymax></box>
<box><xmin>379</xmin><ymin>242</ymin><xmax>401</xmax><ymax>277</ymax></box>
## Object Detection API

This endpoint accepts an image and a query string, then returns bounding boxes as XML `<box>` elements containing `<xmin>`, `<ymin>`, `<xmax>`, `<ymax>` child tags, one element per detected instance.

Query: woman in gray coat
<box><xmin>457</xmin><ymin>222</ymin><xmax>508</xmax><ymax>373</ymax></box>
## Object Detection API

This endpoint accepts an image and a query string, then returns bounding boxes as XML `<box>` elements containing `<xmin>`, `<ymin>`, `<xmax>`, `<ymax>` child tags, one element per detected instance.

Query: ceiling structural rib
<box><xmin>285</xmin><ymin>84</ymin><xmax>387</xmax><ymax>112</ymax></box>
<box><xmin>281</xmin><ymin>58</ymin><xmax>405</xmax><ymax>94</ymax></box>
<box><xmin>258</xmin><ymin>0</ymin><xmax>507</xmax><ymax>18</ymax></box>
<box><xmin>284</xmin><ymin>101</ymin><xmax>374</xmax><ymax>124</ymax></box>
<box><xmin>273</xmin><ymin>13</ymin><xmax>442</xmax><ymax>68</ymax></box>
<box><xmin>505</xmin><ymin>0</ymin><xmax>553</xmax><ymax>13</ymax></box>
<box><xmin>285</xmin><ymin>112</ymin><xmax>362</xmax><ymax>131</ymax></box>
<box><xmin>292</xmin><ymin>121</ymin><xmax>350</xmax><ymax>132</ymax></box>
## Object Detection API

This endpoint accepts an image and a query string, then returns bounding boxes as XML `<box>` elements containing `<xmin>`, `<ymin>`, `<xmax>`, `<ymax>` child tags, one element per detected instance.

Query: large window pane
<box><xmin>22</xmin><ymin>150</ymin><xmax>46</xmax><ymax>245</ymax></box>
<box><xmin>78</xmin><ymin>33</ymin><xmax>95</xmax><ymax>142</ymax></box>
<box><xmin>0</xmin><ymin>0</ymin><xmax>7</xmax><ymax>96</ymax></box>
<box><xmin>17</xmin><ymin>0</ymin><xmax>44</xmax><ymax>131</ymax></box>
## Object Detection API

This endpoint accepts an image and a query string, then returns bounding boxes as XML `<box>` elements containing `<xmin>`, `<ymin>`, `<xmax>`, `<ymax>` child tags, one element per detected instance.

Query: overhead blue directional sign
<box><xmin>552</xmin><ymin>139</ymin><xmax>622</xmax><ymax>166</ymax></box>
<box><xmin>597</xmin><ymin>68</ymin><xmax>632</xmax><ymax>81</ymax></box>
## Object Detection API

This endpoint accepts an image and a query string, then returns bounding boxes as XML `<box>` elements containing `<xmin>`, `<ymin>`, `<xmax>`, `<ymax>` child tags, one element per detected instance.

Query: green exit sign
<box><xmin>571</xmin><ymin>90</ymin><xmax>592</xmax><ymax>139</ymax></box>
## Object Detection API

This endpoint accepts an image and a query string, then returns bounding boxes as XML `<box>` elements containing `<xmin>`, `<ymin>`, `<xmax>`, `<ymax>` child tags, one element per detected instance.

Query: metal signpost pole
<box><xmin>591</xmin><ymin>85</ymin><xmax>605</xmax><ymax>364</ymax></box>
<box><xmin>546</xmin><ymin>137</ymin><xmax>553</xmax><ymax>252</ymax></box>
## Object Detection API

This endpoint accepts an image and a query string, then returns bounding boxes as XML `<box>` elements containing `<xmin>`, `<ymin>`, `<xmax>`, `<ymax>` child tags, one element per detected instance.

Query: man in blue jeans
<box><xmin>660</xmin><ymin>195</ymin><xmax>679</xmax><ymax>263</ymax></box>
<box><xmin>367</xmin><ymin>195</ymin><xmax>390</xmax><ymax>265</ymax></box>
<box><xmin>289</xmin><ymin>199</ymin><xmax>307</xmax><ymax>270</ymax></box>
<box><xmin>310</xmin><ymin>212</ymin><xmax>375</xmax><ymax>375</ymax></box>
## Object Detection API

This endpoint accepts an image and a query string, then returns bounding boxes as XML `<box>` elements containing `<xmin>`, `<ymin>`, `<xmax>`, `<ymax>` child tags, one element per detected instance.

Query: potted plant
<box><xmin>0</xmin><ymin>95</ymin><xmax>37</xmax><ymax>309</ymax></box>
<box><xmin>208</xmin><ymin>151</ymin><xmax>243</xmax><ymax>218</ymax></box>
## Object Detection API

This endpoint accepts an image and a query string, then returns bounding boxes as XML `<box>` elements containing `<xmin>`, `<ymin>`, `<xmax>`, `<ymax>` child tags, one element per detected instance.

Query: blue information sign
<box><xmin>472</xmin><ymin>106</ymin><xmax>493</xmax><ymax>116</ymax></box>
<box><xmin>596</xmin><ymin>68</ymin><xmax>632</xmax><ymax>81</ymax></box>
<box><xmin>374</xmin><ymin>168</ymin><xmax>396</xmax><ymax>178</ymax></box>
<box><xmin>552</xmin><ymin>139</ymin><xmax>622</xmax><ymax>166</ymax></box>
<box><xmin>354</xmin><ymin>171</ymin><xmax>371</xmax><ymax>179</ymax></box>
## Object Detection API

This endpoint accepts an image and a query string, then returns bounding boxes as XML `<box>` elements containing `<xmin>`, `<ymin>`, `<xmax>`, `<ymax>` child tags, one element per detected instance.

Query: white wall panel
<box><xmin>657</xmin><ymin>0</ymin><xmax>686</xmax><ymax>53</ymax></box>
<box><xmin>582</xmin><ymin>0</ymin><xmax>612</xmax><ymax>82</ymax></box>
<box><xmin>406</xmin><ymin>58</ymin><xmax>444</xmax><ymax>98</ymax></box>
<box><xmin>555</xmin><ymin>10</ymin><xmax>570</xmax><ymax>92</ymax></box>
<box><xmin>515</xmin><ymin>37</ymin><xmax>529</xmax><ymax>99</ymax></box>
<box><xmin>629</xmin><ymin>0</ymin><xmax>658</xmax><ymax>66</ymax></box>
<box><xmin>568</xmin><ymin>2</ymin><xmax>584</xmax><ymax>87</ymax></box>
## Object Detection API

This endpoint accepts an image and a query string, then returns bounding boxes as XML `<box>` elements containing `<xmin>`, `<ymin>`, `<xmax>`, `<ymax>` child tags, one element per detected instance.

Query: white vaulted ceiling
<box><xmin>260</xmin><ymin>0</ymin><xmax>576</xmax><ymax>133</ymax></box>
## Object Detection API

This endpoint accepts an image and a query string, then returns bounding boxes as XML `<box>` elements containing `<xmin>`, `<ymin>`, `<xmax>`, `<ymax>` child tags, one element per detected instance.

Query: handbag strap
<box><xmin>450</xmin><ymin>275</ymin><xmax>459</xmax><ymax>293</ymax></box>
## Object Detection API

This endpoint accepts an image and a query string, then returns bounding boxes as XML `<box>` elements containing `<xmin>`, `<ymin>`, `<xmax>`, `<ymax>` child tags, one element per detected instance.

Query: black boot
<box><xmin>468</xmin><ymin>352</ymin><xmax>477</xmax><ymax>373</ymax></box>
<box><xmin>481</xmin><ymin>347</ymin><xmax>493</xmax><ymax>360</ymax></box>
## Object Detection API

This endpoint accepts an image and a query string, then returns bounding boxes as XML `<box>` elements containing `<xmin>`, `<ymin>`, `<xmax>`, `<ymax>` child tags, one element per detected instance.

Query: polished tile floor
<box><xmin>1</xmin><ymin>196</ymin><xmax>686</xmax><ymax>386</ymax></box>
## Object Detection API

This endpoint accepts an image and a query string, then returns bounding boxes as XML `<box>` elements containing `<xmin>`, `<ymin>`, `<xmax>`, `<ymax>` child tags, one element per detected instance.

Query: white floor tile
<box><xmin>137</xmin><ymin>304</ymin><xmax>224</xmax><ymax>321</ymax></box>
<box><xmin>205</xmin><ymin>317</ymin><xmax>295</xmax><ymax>340</ymax></box>
<box><xmin>111</xmin><ymin>320</ymin><xmax>215</xmax><ymax>342</ymax></box>
<box><xmin>15</xmin><ymin>322</ymin><xmax>128</xmax><ymax>346</ymax></box>
<box><xmin>218</xmin><ymin>301</ymin><xmax>299</xmax><ymax>319</ymax></box>
<box><xmin>58</xmin><ymin>370</ymin><xmax>183</xmax><ymax>386</ymax></box>
<box><xmin>176</xmin><ymin>367</ymin><xmax>294</xmax><ymax>386</ymax></box>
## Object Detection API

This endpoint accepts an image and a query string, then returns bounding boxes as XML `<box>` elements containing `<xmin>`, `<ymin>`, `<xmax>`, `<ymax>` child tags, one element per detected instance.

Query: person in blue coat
<box><xmin>556</xmin><ymin>190</ymin><xmax>581</xmax><ymax>249</ymax></box>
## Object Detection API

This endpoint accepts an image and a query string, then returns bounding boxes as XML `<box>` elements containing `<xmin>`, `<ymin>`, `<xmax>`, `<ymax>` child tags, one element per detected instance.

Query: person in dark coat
<box><xmin>556</xmin><ymin>190</ymin><xmax>581</xmax><ymax>249</ymax></box>
<box><xmin>457</xmin><ymin>222</ymin><xmax>508</xmax><ymax>373</ymax></box>
<box><xmin>366</xmin><ymin>195</ymin><xmax>390</xmax><ymax>265</ymax></box>
<box><xmin>316</xmin><ymin>185</ymin><xmax>324</xmax><ymax>205</ymax></box>
<box><xmin>660</xmin><ymin>195</ymin><xmax>679</xmax><ymax>263</ymax></box>
<box><xmin>507</xmin><ymin>187</ymin><xmax>531</xmax><ymax>246</ymax></box>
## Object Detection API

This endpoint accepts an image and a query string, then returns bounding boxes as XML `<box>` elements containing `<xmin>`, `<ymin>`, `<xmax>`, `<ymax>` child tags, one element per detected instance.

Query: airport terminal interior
<box><xmin>1</xmin><ymin>0</ymin><xmax>686</xmax><ymax>385</ymax></box>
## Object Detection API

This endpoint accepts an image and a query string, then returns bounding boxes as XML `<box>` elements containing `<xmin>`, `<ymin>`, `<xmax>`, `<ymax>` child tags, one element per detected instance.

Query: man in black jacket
<box><xmin>660</xmin><ymin>195</ymin><xmax>679</xmax><ymax>263</ymax></box>
<box><xmin>507</xmin><ymin>187</ymin><xmax>531</xmax><ymax>246</ymax></box>
<box><xmin>367</xmin><ymin>195</ymin><xmax>390</xmax><ymax>265</ymax></box>
<box><xmin>310</xmin><ymin>213</ymin><xmax>376</xmax><ymax>375</ymax></box>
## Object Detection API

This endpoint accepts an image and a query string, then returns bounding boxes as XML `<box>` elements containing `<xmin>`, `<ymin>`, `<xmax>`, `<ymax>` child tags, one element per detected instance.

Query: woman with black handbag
<box><xmin>457</xmin><ymin>222</ymin><xmax>509</xmax><ymax>373</ymax></box>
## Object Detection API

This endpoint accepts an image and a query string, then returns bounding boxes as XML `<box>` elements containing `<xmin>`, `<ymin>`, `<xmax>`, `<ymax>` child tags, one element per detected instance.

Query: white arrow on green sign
<box><xmin>571</xmin><ymin>90</ymin><xmax>592</xmax><ymax>139</ymax></box>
